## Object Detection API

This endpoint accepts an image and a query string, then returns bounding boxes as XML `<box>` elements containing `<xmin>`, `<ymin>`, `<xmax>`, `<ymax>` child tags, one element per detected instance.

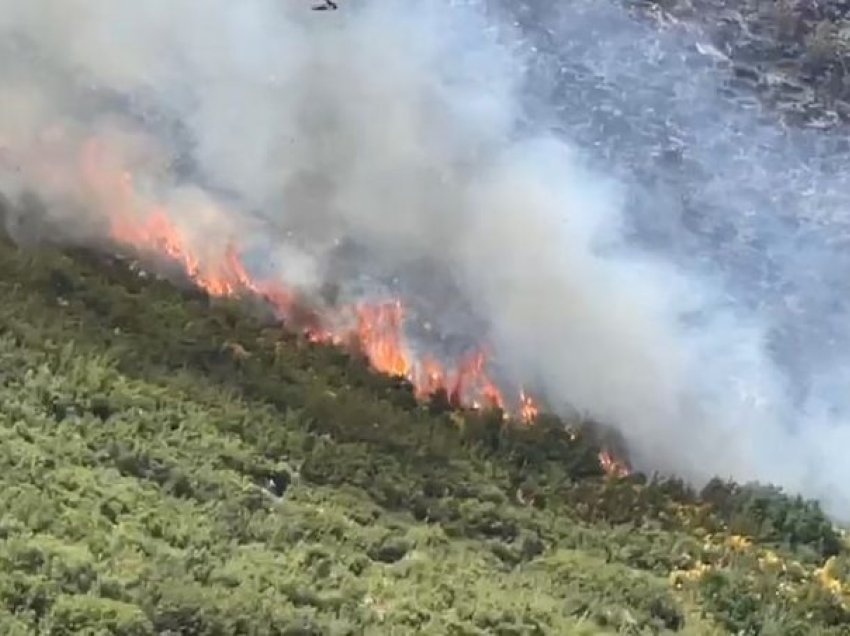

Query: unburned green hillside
<box><xmin>0</xmin><ymin>233</ymin><xmax>848</xmax><ymax>635</ymax></box>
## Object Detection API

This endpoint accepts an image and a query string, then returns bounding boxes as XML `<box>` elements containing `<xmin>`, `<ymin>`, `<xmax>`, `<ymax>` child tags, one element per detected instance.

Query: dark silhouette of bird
<box><xmin>312</xmin><ymin>0</ymin><xmax>338</xmax><ymax>10</ymax></box>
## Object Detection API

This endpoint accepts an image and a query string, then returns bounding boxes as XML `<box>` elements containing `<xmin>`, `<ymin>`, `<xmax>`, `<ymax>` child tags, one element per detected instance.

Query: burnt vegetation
<box><xmin>638</xmin><ymin>0</ymin><xmax>850</xmax><ymax>127</ymax></box>
<box><xmin>0</xmin><ymin>223</ymin><xmax>847</xmax><ymax>635</ymax></box>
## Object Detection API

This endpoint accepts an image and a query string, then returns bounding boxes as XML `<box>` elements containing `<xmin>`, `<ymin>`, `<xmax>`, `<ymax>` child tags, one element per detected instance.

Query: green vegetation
<box><xmin>0</xmin><ymin>231</ymin><xmax>847</xmax><ymax>634</ymax></box>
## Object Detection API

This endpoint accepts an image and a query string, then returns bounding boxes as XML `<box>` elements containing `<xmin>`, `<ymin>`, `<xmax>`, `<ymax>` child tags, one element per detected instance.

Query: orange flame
<box><xmin>415</xmin><ymin>356</ymin><xmax>448</xmax><ymax>399</ymax></box>
<box><xmin>519</xmin><ymin>389</ymin><xmax>539</xmax><ymax>423</ymax></box>
<box><xmin>354</xmin><ymin>300</ymin><xmax>411</xmax><ymax>378</ymax></box>
<box><xmin>350</xmin><ymin>303</ymin><xmax>508</xmax><ymax>414</ymax></box>
<box><xmin>79</xmin><ymin>136</ymin><xmax>548</xmax><ymax>423</ymax></box>
<box><xmin>447</xmin><ymin>350</ymin><xmax>505</xmax><ymax>412</ymax></box>
<box><xmin>598</xmin><ymin>449</ymin><xmax>630</xmax><ymax>478</ymax></box>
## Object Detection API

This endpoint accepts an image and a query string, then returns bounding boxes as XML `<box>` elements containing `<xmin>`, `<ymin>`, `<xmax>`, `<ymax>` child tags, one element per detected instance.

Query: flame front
<box><xmin>416</xmin><ymin>356</ymin><xmax>448</xmax><ymax>398</ymax></box>
<box><xmin>519</xmin><ymin>389</ymin><xmax>539</xmax><ymax>423</ymax></box>
<box><xmin>355</xmin><ymin>301</ymin><xmax>411</xmax><ymax>378</ymax></box>
<box><xmin>78</xmin><ymin>134</ymin><xmax>625</xmax><ymax>474</ymax></box>
<box><xmin>449</xmin><ymin>350</ymin><xmax>505</xmax><ymax>412</ymax></box>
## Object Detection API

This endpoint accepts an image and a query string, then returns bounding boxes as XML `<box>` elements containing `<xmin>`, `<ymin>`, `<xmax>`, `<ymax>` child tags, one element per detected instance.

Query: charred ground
<box><xmin>0</xmin><ymin>220</ymin><xmax>847</xmax><ymax>635</ymax></box>
<box><xmin>635</xmin><ymin>0</ymin><xmax>850</xmax><ymax>128</ymax></box>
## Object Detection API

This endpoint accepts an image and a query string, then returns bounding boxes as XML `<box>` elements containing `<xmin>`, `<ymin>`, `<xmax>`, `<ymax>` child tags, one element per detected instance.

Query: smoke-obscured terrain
<box><xmin>2</xmin><ymin>0</ymin><xmax>850</xmax><ymax>516</ymax></box>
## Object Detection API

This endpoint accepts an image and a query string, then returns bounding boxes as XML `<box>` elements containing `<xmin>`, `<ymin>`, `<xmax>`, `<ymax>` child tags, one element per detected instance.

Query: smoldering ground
<box><xmin>0</xmin><ymin>0</ymin><xmax>849</xmax><ymax>516</ymax></box>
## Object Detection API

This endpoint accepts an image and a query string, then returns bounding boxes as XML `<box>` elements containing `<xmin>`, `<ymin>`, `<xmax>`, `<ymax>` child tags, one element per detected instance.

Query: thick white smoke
<box><xmin>0</xmin><ymin>0</ymin><xmax>847</xmax><ymax>515</ymax></box>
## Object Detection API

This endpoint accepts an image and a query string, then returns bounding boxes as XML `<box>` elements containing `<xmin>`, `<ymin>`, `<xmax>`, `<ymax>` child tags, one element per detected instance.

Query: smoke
<box><xmin>0</xmin><ymin>0</ymin><xmax>849</xmax><ymax>516</ymax></box>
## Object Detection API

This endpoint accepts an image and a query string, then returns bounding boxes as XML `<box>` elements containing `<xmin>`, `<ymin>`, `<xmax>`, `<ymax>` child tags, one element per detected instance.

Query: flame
<box><xmin>519</xmin><ymin>389</ymin><xmax>539</xmax><ymax>423</ymax></box>
<box><xmin>415</xmin><ymin>356</ymin><xmax>448</xmax><ymax>399</ymax></box>
<box><xmin>354</xmin><ymin>300</ymin><xmax>411</xmax><ymax>378</ymax></box>
<box><xmin>446</xmin><ymin>350</ymin><xmax>505</xmax><ymax>413</ymax></box>
<box><xmin>79</xmin><ymin>136</ymin><xmax>548</xmax><ymax>424</ymax></box>
<box><xmin>598</xmin><ymin>449</ymin><xmax>631</xmax><ymax>478</ymax></box>
<box><xmin>350</xmin><ymin>303</ymin><xmax>508</xmax><ymax>413</ymax></box>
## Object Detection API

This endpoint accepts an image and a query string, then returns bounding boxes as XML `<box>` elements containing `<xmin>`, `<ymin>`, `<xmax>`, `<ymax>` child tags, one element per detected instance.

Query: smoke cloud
<box><xmin>1</xmin><ymin>0</ymin><xmax>848</xmax><ymax>516</ymax></box>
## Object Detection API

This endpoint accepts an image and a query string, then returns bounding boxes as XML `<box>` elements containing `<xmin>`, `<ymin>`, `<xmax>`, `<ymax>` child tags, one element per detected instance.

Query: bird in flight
<box><xmin>312</xmin><ymin>0</ymin><xmax>338</xmax><ymax>9</ymax></box>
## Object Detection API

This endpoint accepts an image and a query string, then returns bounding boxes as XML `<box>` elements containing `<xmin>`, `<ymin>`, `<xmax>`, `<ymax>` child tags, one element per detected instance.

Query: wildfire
<box><xmin>350</xmin><ymin>305</ymin><xmax>512</xmax><ymax>413</ymax></box>
<box><xmin>598</xmin><ymin>449</ymin><xmax>631</xmax><ymax>478</ymax></box>
<box><xmin>415</xmin><ymin>356</ymin><xmax>448</xmax><ymax>399</ymax></box>
<box><xmin>448</xmin><ymin>350</ymin><xmax>505</xmax><ymax>412</ymax></box>
<box><xmin>75</xmin><ymin>137</ymin><xmax>631</xmax><ymax>476</ymax></box>
<box><xmin>519</xmin><ymin>389</ymin><xmax>539</xmax><ymax>423</ymax></box>
<box><xmin>354</xmin><ymin>301</ymin><xmax>411</xmax><ymax>378</ymax></box>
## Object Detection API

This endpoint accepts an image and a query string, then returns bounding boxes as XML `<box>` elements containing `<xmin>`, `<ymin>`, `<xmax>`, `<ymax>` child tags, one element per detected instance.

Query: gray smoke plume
<box><xmin>0</xmin><ymin>0</ymin><xmax>848</xmax><ymax>516</ymax></box>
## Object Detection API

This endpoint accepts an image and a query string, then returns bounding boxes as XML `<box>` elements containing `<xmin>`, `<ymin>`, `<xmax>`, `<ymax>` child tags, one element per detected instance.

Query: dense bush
<box><xmin>701</xmin><ymin>478</ymin><xmax>842</xmax><ymax>558</ymax></box>
<box><xmin>0</xmin><ymin>238</ymin><xmax>846</xmax><ymax>634</ymax></box>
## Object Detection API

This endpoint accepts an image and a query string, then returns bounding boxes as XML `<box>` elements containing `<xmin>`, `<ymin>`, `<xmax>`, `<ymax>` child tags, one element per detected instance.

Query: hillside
<box><xmin>637</xmin><ymin>0</ymin><xmax>850</xmax><ymax>128</ymax></box>
<box><xmin>0</xmin><ymin>227</ymin><xmax>847</xmax><ymax>635</ymax></box>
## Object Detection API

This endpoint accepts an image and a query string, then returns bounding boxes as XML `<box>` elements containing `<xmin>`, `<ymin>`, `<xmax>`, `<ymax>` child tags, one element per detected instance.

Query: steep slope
<box><xmin>0</xmin><ymin>233</ymin><xmax>847</xmax><ymax>635</ymax></box>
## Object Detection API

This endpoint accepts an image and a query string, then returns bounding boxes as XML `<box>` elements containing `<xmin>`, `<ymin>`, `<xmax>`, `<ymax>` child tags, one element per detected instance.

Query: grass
<box><xmin>0</xmin><ymin>230</ymin><xmax>847</xmax><ymax>634</ymax></box>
